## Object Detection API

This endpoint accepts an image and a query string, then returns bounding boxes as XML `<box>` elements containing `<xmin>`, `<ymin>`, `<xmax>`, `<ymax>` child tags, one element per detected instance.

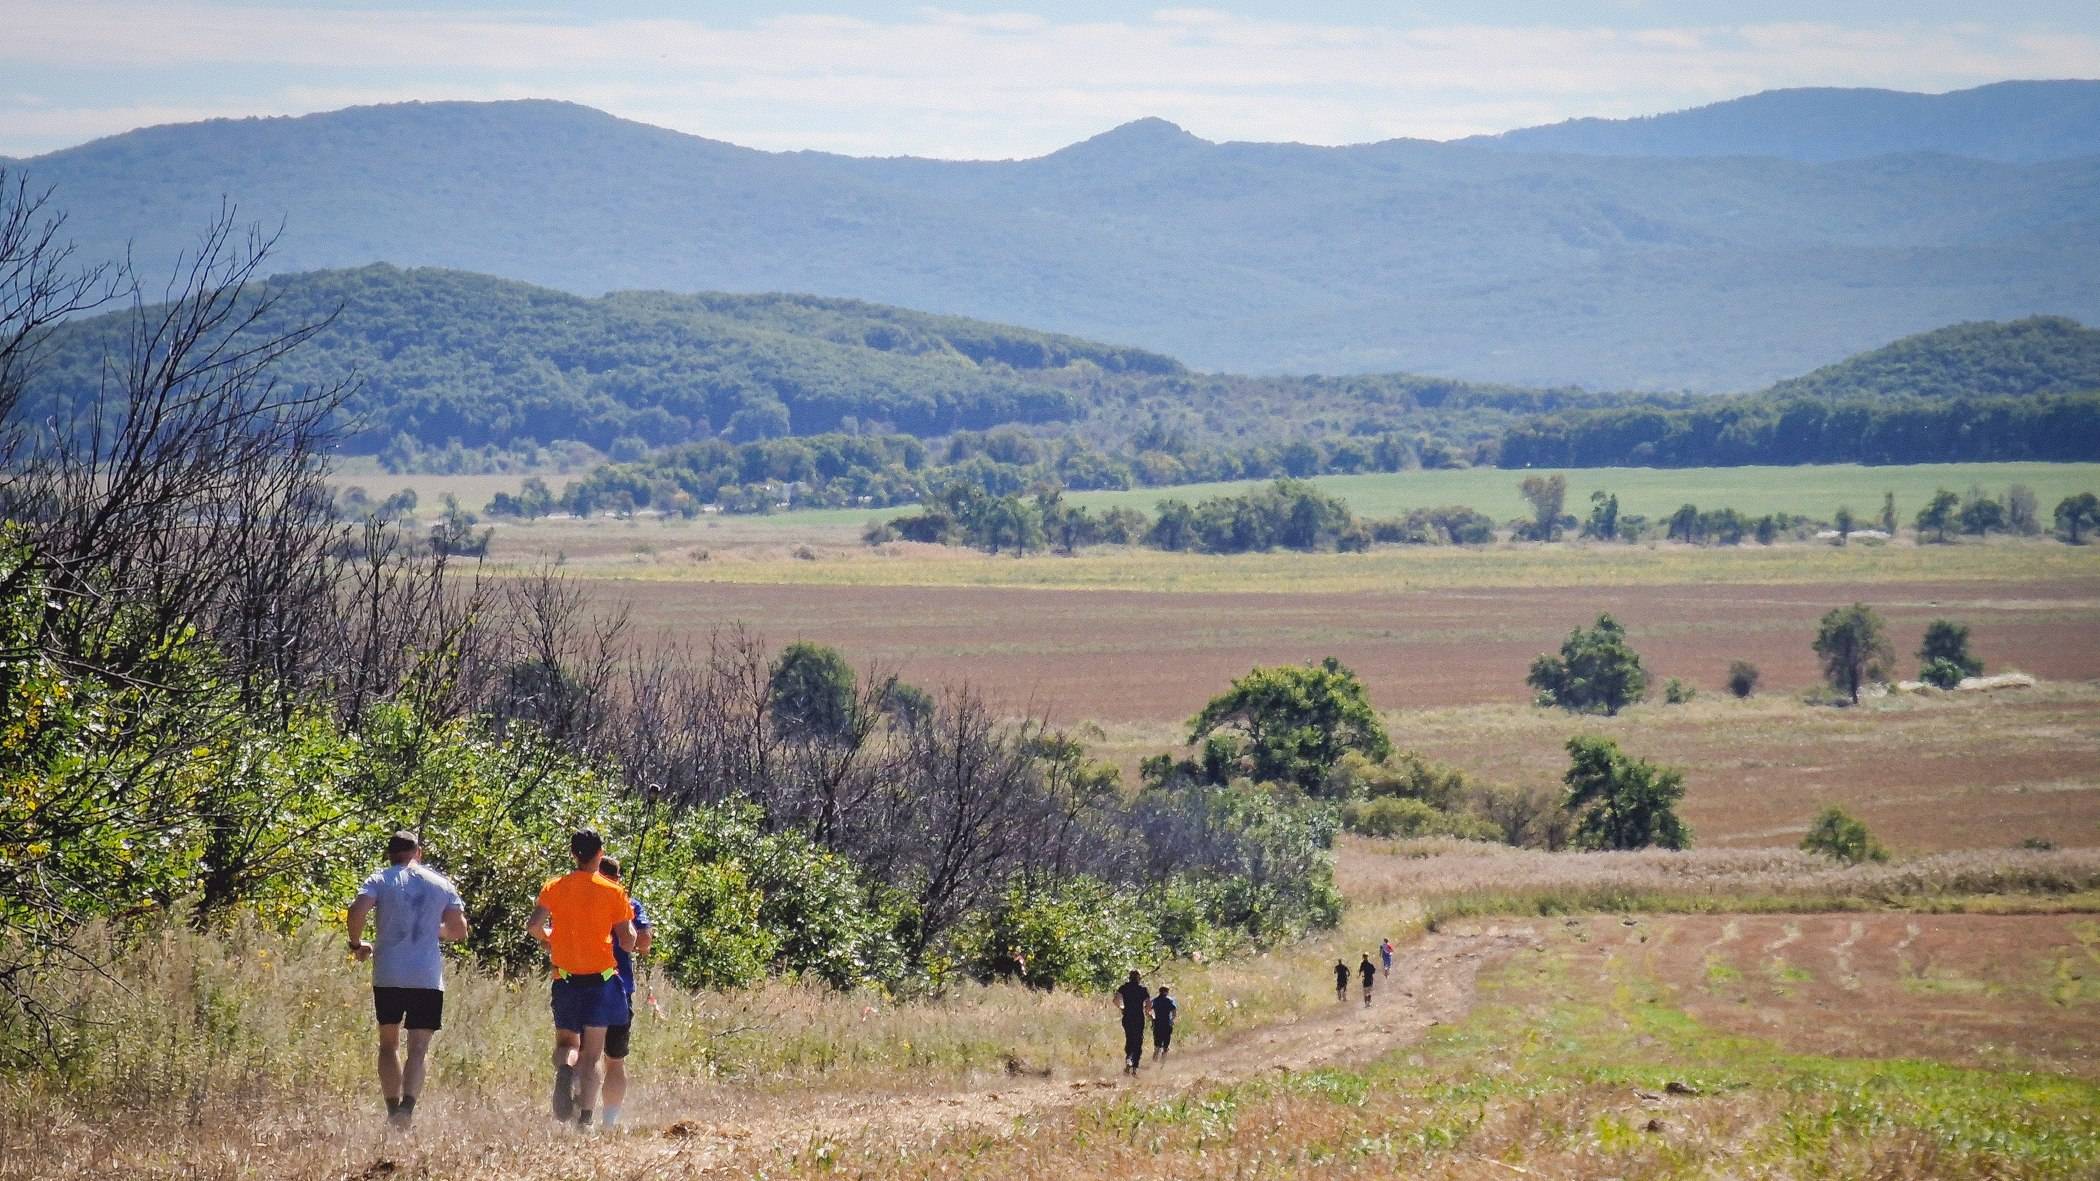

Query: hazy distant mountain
<box><xmin>10</xmin><ymin>92</ymin><xmax>2100</xmax><ymax>389</ymax></box>
<box><xmin>1467</xmin><ymin>80</ymin><xmax>2100</xmax><ymax>163</ymax></box>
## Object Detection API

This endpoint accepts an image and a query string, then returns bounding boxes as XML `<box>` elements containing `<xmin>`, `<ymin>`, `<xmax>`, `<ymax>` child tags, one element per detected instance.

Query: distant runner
<box><xmin>1379</xmin><ymin>937</ymin><xmax>1394</xmax><ymax>978</ymax></box>
<box><xmin>1114</xmin><ymin>970</ymin><xmax>1151</xmax><ymax>1075</ymax></box>
<box><xmin>1333</xmin><ymin>960</ymin><xmax>1349</xmax><ymax>1002</ymax></box>
<box><xmin>1359</xmin><ymin>953</ymin><xmax>1377</xmax><ymax>1007</ymax></box>
<box><xmin>1150</xmin><ymin>985</ymin><xmax>1177</xmax><ymax>1062</ymax></box>
<box><xmin>596</xmin><ymin>856</ymin><xmax>653</xmax><ymax>1130</ymax></box>
<box><xmin>346</xmin><ymin>830</ymin><xmax>469</xmax><ymax>1129</ymax></box>
<box><xmin>529</xmin><ymin>830</ymin><xmax>637</xmax><ymax>1129</ymax></box>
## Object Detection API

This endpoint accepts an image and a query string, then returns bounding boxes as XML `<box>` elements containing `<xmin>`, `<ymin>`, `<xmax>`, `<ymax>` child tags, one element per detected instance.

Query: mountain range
<box><xmin>8</xmin><ymin>81</ymin><xmax>2099</xmax><ymax>391</ymax></box>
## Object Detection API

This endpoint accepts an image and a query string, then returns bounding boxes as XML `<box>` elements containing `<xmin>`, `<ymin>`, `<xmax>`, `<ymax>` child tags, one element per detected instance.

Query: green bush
<box><xmin>957</xmin><ymin>876</ymin><xmax>1158</xmax><ymax>991</ymax></box>
<box><xmin>1562</xmin><ymin>736</ymin><xmax>1690</xmax><ymax>851</ymax></box>
<box><xmin>1341</xmin><ymin>797</ymin><xmax>1499</xmax><ymax>842</ymax></box>
<box><xmin>1800</xmin><ymin>806</ymin><xmax>1889</xmax><ymax>864</ymax></box>
<box><xmin>1663</xmin><ymin>678</ymin><xmax>1696</xmax><ymax>705</ymax></box>
<box><xmin>1919</xmin><ymin>657</ymin><xmax>1968</xmax><ymax>690</ymax></box>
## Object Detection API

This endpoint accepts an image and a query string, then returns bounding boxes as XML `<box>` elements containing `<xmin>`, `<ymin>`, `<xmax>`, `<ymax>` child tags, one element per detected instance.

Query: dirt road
<box><xmin>618</xmin><ymin>924</ymin><xmax>1541</xmax><ymax>1172</ymax></box>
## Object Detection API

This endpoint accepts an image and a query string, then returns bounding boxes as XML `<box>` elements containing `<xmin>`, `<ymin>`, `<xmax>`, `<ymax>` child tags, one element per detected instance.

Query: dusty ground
<box><xmin>592</xmin><ymin>577</ymin><xmax>2100</xmax><ymax>724</ymax></box>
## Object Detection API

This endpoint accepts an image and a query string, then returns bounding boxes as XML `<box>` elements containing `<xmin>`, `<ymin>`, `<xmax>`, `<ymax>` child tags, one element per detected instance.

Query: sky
<box><xmin>5</xmin><ymin>0</ymin><xmax>2100</xmax><ymax>159</ymax></box>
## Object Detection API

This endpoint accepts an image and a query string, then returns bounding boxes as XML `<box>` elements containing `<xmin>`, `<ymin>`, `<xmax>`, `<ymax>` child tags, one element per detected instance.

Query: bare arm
<box><xmin>528</xmin><ymin>904</ymin><xmax>553</xmax><ymax>948</ymax></box>
<box><xmin>440</xmin><ymin>904</ymin><xmax>469</xmax><ymax>942</ymax></box>
<box><xmin>613</xmin><ymin>918</ymin><xmax>637</xmax><ymax>954</ymax></box>
<box><xmin>633</xmin><ymin>923</ymin><xmax>653</xmax><ymax>956</ymax></box>
<box><xmin>347</xmin><ymin>895</ymin><xmax>375</xmax><ymax>961</ymax></box>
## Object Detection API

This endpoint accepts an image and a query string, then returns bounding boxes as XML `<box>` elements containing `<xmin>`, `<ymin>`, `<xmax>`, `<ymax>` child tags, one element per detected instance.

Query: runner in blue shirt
<box><xmin>596</xmin><ymin>856</ymin><xmax>653</xmax><ymax>1129</ymax></box>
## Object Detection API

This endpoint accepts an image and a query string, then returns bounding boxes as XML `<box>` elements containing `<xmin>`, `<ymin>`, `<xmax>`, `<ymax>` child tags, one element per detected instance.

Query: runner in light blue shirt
<box><xmin>347</xmin><ymin>830</ymin><xmax>468</xmax><ymax>1128</ymax></box>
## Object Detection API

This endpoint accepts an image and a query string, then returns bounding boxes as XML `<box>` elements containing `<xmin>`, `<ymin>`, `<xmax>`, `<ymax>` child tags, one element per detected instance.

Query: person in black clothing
<box><xmin>1114</xmin><ymin>971</ymin><xmax>1151</xmax><ymax>1075</ymax></box>
<box><xmin>1359</xmin><ymin>954</ymin><xmax>1377</xmax><ymax>1006</ymax></box>
<box><xmin>1333</xmin><ymin>960</ymin><xmax>1348</xmax><ymax>1001</ymax></box>
<box><xmin>1150</xmin><ymin>986</ymin><xmax>1177</xmax><ymax>1062</ymax></box>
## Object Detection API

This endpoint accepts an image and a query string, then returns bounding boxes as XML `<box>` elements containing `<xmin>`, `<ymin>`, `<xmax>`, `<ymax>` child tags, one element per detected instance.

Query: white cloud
<box><xmin>3</xmin><ymin>3</ymin><xmax>2097</xmax><ymax>157</ymax></box>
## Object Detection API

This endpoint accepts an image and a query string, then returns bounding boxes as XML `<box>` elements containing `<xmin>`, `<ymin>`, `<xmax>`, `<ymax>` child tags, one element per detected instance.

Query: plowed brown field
<box><xmin>600</xmin><ymin>577</ymin><xmax>2100</xmax><ymax>724</ymax></box>
<box><xmin>1551</xmin><ymin>913</ymin><xmax>2100</xmax><ymax>1081</ymax></box>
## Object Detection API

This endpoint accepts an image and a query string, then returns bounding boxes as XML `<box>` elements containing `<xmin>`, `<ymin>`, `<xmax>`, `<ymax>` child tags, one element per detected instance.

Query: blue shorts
<box><xmin>550</xmin><ymin>974</ymin><xmax>630</xmax><ymax>1033</ymax></box>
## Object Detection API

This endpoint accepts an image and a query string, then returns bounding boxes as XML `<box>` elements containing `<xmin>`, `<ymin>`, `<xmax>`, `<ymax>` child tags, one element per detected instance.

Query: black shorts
<box><xmin>606</xmin><ymin>1021</ymin><xmax>631</xmax><ymax>1060</ymax></box>
<box><xmin>373</xmin><ymin>987</ymin><xmax>444</xmax><ymax>1031</ymax></box>
<box><xmin>1153</xmin><ymin>1022</ymin><xmax>1174</xmax><ymax>1049</ymax></box>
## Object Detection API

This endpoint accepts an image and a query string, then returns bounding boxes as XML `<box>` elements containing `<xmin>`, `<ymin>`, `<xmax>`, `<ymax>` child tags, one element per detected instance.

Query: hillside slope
<box><xmin>1467</xmin><ymin>80</ymin><xmax>2100</xmax><ymax>163</ymax></box>
<box><xmin>19</xmin><ymin>265</ymin><xmax>1177</xmax><ymax>451</ymax></box>
<box><xmin>11</xmin><ymin>95</ymin><xmax>2100</xmax><ymax>390</ymax></box>
<box><xmin>1761</xmin><ymin>315</ymin><xmax>2100</xmax><ymax>401</ymax></box>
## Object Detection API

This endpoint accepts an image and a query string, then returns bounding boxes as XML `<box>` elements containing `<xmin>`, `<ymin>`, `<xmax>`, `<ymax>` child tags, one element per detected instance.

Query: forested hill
<box><xmin>1497</xmin><ymin>317</ymin><xmax>2100</xmax><ymax>468</ymax></box>
<box><xmin>20</xmin><ymin>265</ymin><xmax>1178</xmax><ymax>451</ymax></box>
<box><xmin>12</xmin><ymin>92</ymin><xmax>2100</xmax><ymax>390</ymax></box>
<box><xmin>1760</xmin><ymin>317</ymin><xmax>2100</xmax><ymax>402</ymax></box>
<box><xmin>1465</xmin><ymin>80</ymin><xmax>2100</xmax><ymax>163</ymax></box>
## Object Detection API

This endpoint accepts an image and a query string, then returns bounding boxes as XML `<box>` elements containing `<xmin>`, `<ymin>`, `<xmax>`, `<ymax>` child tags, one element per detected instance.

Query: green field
<box><xmin>1065</xmin><ymin>462</ymin><xmax>2100</xmax><ymax>523</ymax></box>
<box><xmin>340</xmin><ymin>461</ymin><xmax>2100</xmax><ymax>537</ymax></box>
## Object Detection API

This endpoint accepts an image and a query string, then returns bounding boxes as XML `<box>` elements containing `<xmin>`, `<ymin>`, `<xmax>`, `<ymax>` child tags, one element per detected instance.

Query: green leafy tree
<box><xmin>1187</xmin><ymin>658</ymin><xmax>1392</xmax><ymax>792</ymax></box>
<box><xmin>1812</xmin><ymin>603</ymin><xmax>1893</xmax><ymax>704</ymax></box>
<box><xmin>1527</xmin><ymin>614</ymin><xmax>1648</xmax><ymax>716</ymax></box>
<box><xmin>1561</xmin><ymin>736</ymin><xmax>1690</xmax><ymax>851</ymax></box>
<box><xmin>1915</xmin><ymin>488</ymin><xmax>1960</xmax><ymax>542</ymax></box>
<box><xmin>1833</xmin><ymin>505</ymin><xmax>1855</xmax><ymax>542</ymax></box>
<box><xmin>1919</xmin><ymin>658</ymin><xmax>1967</xmax><ymax>690</ymax></box>
<box><xmin>1918</xmin><ymin>619</ymin><xmax>1982</xmax><ymax>680</ymax></box>
<box><xmin>2056</xmin><ymin>492</ymin><xmax>2100</xmax><ymax>543</ymax></box>
<box><xmin>1663</xmin><ymin>677</ymin><xmax>1696</xmax><ymax>704</ymax></box>
<box><xmin>769</xmin><ymin>642</ymin><xmax>859</xmax><ymax>740</ymax></box>
<box><xmin>1879</xmin><ymin>491</ymin><xmax>1897</xmax><ymax>535</ymax></box>
<box><xmin>1800</xmin><ymin>806</ymin><xmax>1888</xmax><ymax>864</ymax></box>
<box><xmin>1959</xmin><ymin>490</ymin><xmax>2005</xmax><ymax>536</ymax></box>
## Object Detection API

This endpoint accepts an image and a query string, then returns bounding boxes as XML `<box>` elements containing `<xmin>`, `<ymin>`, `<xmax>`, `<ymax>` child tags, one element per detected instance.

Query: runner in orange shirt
<box><xmin>527</xmin><ymin>830</ymin><xmax>637</xmax><ymax>1128</ymax></box>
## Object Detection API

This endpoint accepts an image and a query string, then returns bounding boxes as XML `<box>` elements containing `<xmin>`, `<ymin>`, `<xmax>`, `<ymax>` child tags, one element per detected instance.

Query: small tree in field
<box><xmin>1918</xmin><ymin>619</ymin><xmax>1982</xmax><ymax>680</ymax></box>
<box><xmin>1833</xmin><ymin>505</ymin><xmax>1855</xmax><ymax>542</ymax></box>
<box><xmin>1878</xmin><ymin>492</ymin><xmax>1897</xmax><ymax>535</ymax></box>
<box><xmin>1725</xmin><ymin>660</ymin><xmax>1760</xmax><ymax>699</ymax></box>
<box><xmin>2057</xmin><ymin>492</ymin><xmax>2100</xmax><ymax>544</ymax></box>
<box><xmin>2006</xmin><ymin>485</ymin><xmax>2041</xmax><ymax>535</ymax></box>
<box><xmin>1812</xmin><ymin>603</ymin><xmax>1893</xmax><ymax>705</ymax></box>
<box><xmin>1800</xmin><ymin>806</ymin><xmax>1888</xmax><ymax>864</ymax></box>
<box><xmin>1188</xmin><ymin>657</ymin><xmax>1391</xmax><ymax>792</ymax></box>
<box><xmin>1561</xmin><ymin>736</ymin><xmax>1690</xmax><ymax>851</ymax></box>
<box><xmin>1915</xmin><ymin>489</ymin><xmax>1959</xmax><ymax>543</ymax></box>
<box><xmin>1518</xmin><ymin>473</ymin><xmax>1568</xmax><ymax>541</ymax></box>
<box><xmin>1528</xmin><ymin>614</ymin><xmax>1647</xmax><ymax>715</ymax></box>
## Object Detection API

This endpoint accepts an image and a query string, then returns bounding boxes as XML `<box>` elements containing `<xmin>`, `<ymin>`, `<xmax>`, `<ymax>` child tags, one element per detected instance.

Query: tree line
<box><xmin>1497</xmin><ymin>393</ymin><xmax>2100</xmax><ymax>468</ymax></box>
